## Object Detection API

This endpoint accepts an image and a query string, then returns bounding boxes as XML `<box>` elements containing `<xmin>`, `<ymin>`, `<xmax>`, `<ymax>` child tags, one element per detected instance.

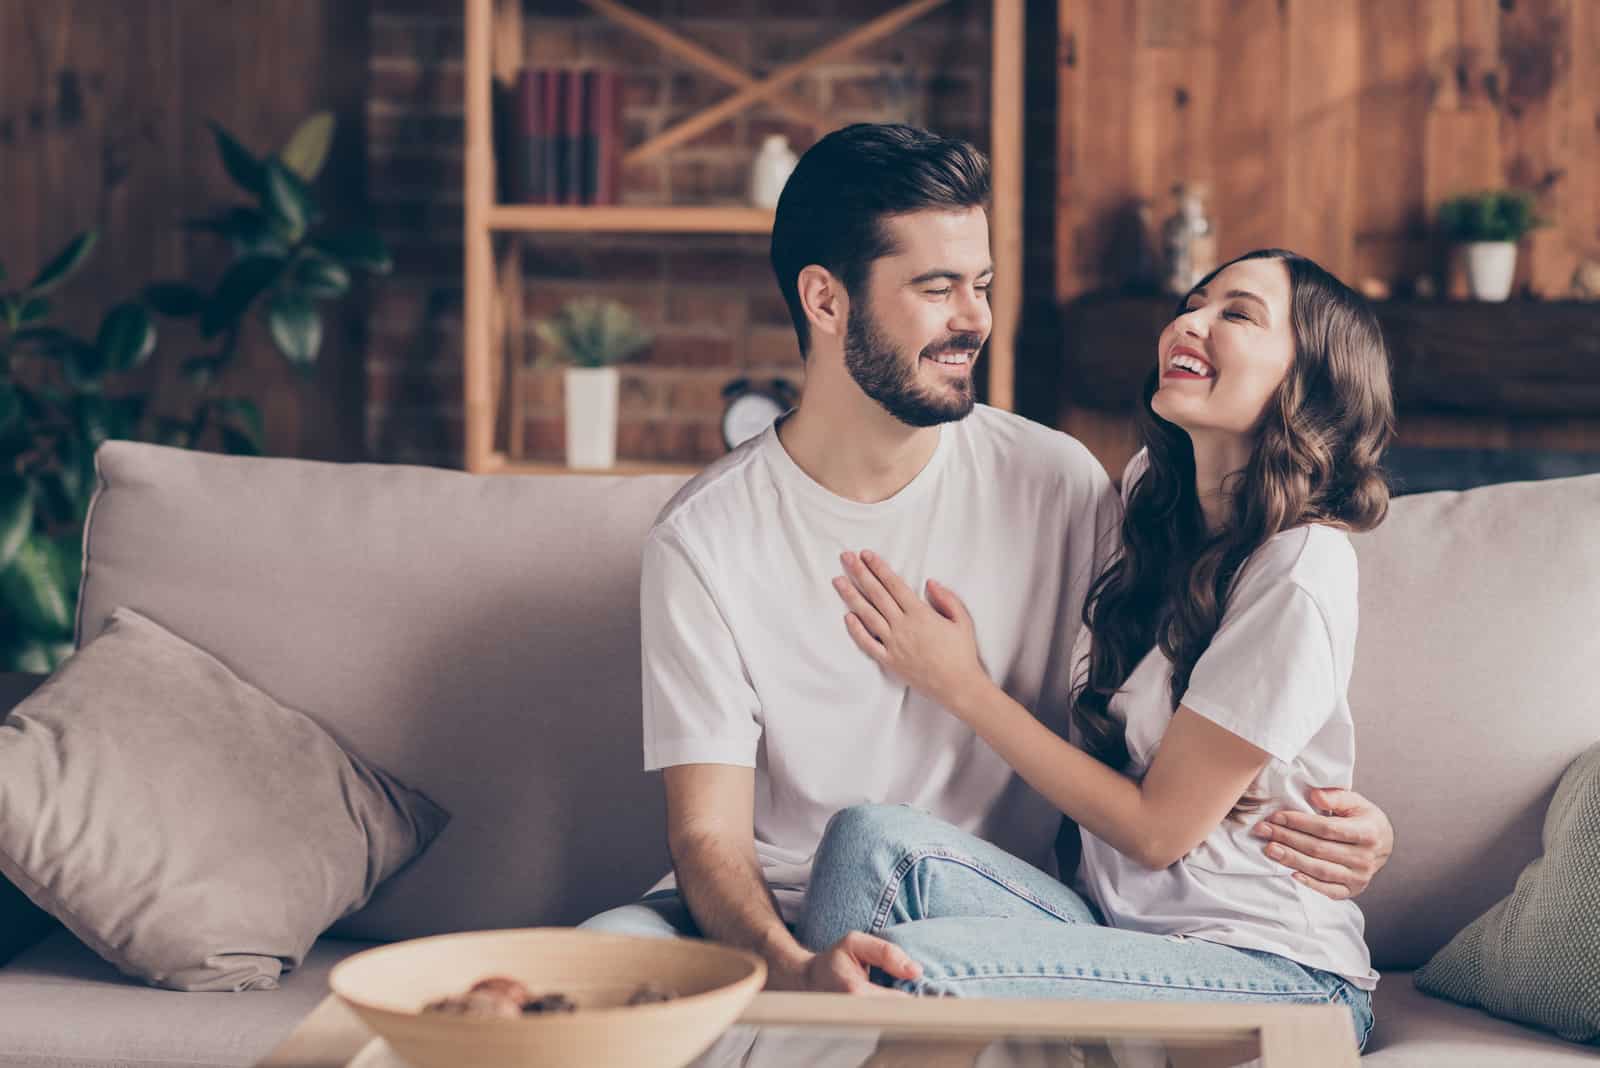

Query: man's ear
<box><xmin>798</xmin><ymin>264</ymin><xmax>846</xmax><ymax>341</ymax></box>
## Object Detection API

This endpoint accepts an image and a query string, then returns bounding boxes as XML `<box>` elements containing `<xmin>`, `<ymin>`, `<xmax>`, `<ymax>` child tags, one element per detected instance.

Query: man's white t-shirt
<box><xmin>640</xmin><ymin>405</ymin><xmax>1121</xmax><ymax>922</ymax></box>
<box><xmin>1075</xmin><ymin>450</ymin><xmax>1378</xmax><ymax>989</ymax></box>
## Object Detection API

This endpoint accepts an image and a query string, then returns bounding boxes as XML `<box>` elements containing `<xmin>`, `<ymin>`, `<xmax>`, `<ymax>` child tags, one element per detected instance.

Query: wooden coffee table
<box><xmin>258</xmin><ymin>991</ymin><xmax>1359</xmax><ymax>1067</ymax></box>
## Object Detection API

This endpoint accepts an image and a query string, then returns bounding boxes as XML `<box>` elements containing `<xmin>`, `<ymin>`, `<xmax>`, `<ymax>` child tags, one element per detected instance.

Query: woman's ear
<box><xmin>798</xmin><ymin>265</ymin><xmax>846</xmax><ymax>341</ymax></box>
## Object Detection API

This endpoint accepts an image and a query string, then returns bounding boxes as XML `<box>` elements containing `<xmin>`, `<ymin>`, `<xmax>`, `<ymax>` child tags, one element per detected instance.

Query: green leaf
<box><xmin>0</xmin><ymin>384</ymin><xmax>20</xmax><ymax>436</ymax></box>
<box><xmin>280</xmin><ymin>112</ymin><xmax>336</xmax><ymax>182</ymax></box>
<box><xmin>295</xmin><ymin>256</ymin><xmax>350</xmax><ymax>299</ymax></box>
<box><xmin>70</xmin><ymin>393</ymin><xmax>115</xmax><ymax>449</ymax></box>
<box><xmin>264</xmin><ymin>160</ymin><xmax>310</xmax><ymax>244</ymax></box>
<box><xmin>265</xmin><ymin>289</ymin><xmax>320</xmax><ymax>365</ymax></box>
<box><xmin>154</xmin><ymin>416</ymin><xmax>194</xmax><ymax>449</ymax></box>
<box><xmin>107</xmin><ymin>393</ymin><xmax>147</xmax><ymax>439</ymax></box>
<box><xmin>202</xmin><ymin>255</ymin><xmax>284</xmax><ymax>337</ymax></box>
<box><xmin>63</xmin><ymin>341</ymin><xmax>109</xmax><ymax>391</ymax></box>
<box><xmin>181</xmin><ymin>355</ymin><xmax>224</xmax><ymax>386</ymax></box>
<box><xmin>10</xmin><ymin>326</ymin><xmax>78</xmax><ymax>358</ymax></box>
<box><xmin>308</xmin><ymin>229</ymin><xmax>392</xmax><ymax>274</ymax></box>
<box><xmin>0</xmin><ymin>532</ymin><xmax>75</xmax><ymax>637</ymax></box>
<box><xmin>219</xmin><ymin>424</ymin><xmax>262</xmax><ymax>456</ymax></box>
<box><xmin>143</xmin><ymin>281</ymin><xmax>208</xmax><ymax>317</ymax></box>
<box><xmin>27</xmin><ymin>231</ymin><xmax>97</xmax><ymax>295</ymax></box>
<box><xmin>18</xmin><ymin>297</ymin><xmax>50</xmax><ymax>324</ymax></box>
<box><xmin>96</xmin><ymin>302</ymin><xmax>156</xmax><ymax>372</ymax></box>
<box><xmin>0</xmin><ymin>475</ymin><xmax>32</xmax><ymax>574</ymax></box>
<box><xmin>213</xmin><ymin>397</ymin><xmax>264</xmax><ymax>446</ymax></box>
<box><xmin>209</xmin><ymin>120</ymin><xmax>264</xmax><ymax>195</ymax></box>
<box><xmin>4</xmin><ymin>636</ymin><xmax>76</xmax><ymax>674</ymax></box>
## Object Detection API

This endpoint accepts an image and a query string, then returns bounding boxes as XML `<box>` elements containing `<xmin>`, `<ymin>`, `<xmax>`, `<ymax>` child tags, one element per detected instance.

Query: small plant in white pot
<box><xmin>1437</xmin><ymin>190</ymin><xmax>1547</xmax><ymax>302</ymax></box>
<box><xmin>534</xmin><ymin>298</ymin><xmax>651</xmax><ymax>469</ymax></box>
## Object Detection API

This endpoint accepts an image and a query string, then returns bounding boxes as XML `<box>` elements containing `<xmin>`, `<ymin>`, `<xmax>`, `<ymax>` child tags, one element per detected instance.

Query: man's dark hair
<box><xmin>769</xmin><ymin>123</ymin><xmax>990</xmax><ymax>359</ymax></box>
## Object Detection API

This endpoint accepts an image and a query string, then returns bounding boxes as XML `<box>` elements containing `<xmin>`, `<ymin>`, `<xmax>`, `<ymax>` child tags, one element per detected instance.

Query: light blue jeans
<box><xmin>799</xmin><ymin>803</ymin><xmax>1374</xmax><ymax>1051</ymax></box>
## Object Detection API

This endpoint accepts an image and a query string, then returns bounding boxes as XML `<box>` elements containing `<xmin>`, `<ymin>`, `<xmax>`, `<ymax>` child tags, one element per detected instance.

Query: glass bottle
<box><xmin>1162</xmin><ymin>182</ymin><xmax>1217</xmax><ymax>296</ymax></box>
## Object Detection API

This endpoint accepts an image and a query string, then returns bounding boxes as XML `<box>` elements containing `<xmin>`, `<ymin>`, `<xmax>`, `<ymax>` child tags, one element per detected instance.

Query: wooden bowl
<box><xmin>329</xmin><ymin>928</ymin><xmax>766</xmax><ymax>1068</ymax></box>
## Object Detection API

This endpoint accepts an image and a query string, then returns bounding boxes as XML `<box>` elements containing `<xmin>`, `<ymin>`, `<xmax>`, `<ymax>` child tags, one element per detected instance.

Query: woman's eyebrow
<box><xmin>907</xmin><ymin>265</ymin><xmax>996</xmax><ymax>285</ymax></box>
<box><xmin>1189</xmin><ymin>287</ymin><xmax>1270</xmax><ymax>314</ymax></box>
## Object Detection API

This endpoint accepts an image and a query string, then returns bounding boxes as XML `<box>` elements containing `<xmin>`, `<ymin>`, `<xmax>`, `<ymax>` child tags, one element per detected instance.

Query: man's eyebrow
<box><xmin>907</xmin><ymin>265</ymin><xmax>996</xmax><ymax>285</ymax></box>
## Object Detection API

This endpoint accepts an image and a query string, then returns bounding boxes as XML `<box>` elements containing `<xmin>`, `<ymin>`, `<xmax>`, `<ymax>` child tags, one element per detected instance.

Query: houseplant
<box><xmin>534</xmin><ymin>298</ymin><xmax>651</xmax><ymax>469</ymax></box>
<box><xmin>0</xmin><ymin>113</ymin><xmax>390</xmax><ymax>672</ymax></box>
<box><xmin>1437</xmin><ymin>190</ymin><xmax>1546</xmax><ymax>302</ymax></box>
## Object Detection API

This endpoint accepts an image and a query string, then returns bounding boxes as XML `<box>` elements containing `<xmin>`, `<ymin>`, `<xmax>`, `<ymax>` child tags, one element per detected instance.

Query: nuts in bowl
<box><xmin>329</xmin><ymin>928</ymin><xmax>765</xmax><ymax>1068</ymax></box>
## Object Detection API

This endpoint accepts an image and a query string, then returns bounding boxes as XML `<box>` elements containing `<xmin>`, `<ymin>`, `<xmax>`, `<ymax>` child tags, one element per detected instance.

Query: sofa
<box><xmin>0</xmin><ymin>440</ymin><xmax>1595</xmax><ymax>1067</ymax></box>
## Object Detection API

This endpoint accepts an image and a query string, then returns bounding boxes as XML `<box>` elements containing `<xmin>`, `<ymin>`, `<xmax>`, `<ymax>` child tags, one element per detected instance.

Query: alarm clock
<box><xmin>721</xmin><ymin>377</ymin><xmax>797</xmax><ymax>451</ymax></box>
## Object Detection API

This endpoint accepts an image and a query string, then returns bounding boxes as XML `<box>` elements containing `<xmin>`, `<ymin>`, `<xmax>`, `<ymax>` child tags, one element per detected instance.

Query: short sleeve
<box><xmin>1179</xmin><ymin>580</ymin><xmax>1338</xmax><ymax>765</ymax></box>
<box><xmin>640</xmin><ymin>531</ymin><xmax>762</xmax><ymax>771</ymax></box>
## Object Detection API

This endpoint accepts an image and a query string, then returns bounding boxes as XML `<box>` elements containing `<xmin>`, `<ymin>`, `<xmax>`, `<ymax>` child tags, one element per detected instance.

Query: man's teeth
<box><xmin>928</xmin><ymin>352</ymin><xmax>971</xmax><ymax>365</ymax></box>
<box><xmin>1171</xmin><ymin>354</ymin><xmax>1212</xmax><ymax>376</ymax></box>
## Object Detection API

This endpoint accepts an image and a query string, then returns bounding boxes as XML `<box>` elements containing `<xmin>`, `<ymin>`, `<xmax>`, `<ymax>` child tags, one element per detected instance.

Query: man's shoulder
<box><xmin>649</xmin><ymin>433</ymin><xmax>771</xmax><ymax>549</ymax></box>
<box><xmin>962</xmin><ymin>405</ymin><xmax>1109</xmax><ymax>489</ymax></box>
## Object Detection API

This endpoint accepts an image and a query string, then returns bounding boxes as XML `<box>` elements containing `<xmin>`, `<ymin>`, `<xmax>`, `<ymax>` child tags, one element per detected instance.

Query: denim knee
<box><xmin>818</xmin><ymin>803</ymin><xmax>945</xmax><ymax>863</ymax></box>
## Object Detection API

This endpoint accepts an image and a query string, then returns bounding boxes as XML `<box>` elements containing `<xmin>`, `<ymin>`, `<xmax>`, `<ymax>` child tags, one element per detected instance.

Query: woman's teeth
<box><xmin>1170</xmin><ymin>354</ymin><xmax>1212</xmax><ymax>376</ymax></box>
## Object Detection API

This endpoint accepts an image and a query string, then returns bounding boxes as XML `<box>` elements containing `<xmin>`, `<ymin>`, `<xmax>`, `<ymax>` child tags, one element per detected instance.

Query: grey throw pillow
<box><xmin>1415</xmin><ymin>741</ymin><xmax>1600</xmax><ymax>1043</ymax></box>
<box><xmin>0</xmin><ymin>606</ymin><xmax>449</xmax><ymax>991</ymax></box>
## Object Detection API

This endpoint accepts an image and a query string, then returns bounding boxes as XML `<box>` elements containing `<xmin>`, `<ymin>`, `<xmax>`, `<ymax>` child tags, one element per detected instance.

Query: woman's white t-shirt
<box><xmin>1074</xmin><ymin>452</ymin><xmax>1378</xmax><ymax>989</ymax></box>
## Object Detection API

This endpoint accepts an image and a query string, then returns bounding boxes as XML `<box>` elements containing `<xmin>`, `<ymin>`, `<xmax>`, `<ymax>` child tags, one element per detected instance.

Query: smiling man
<box><xmin>578</xmin><ymin>124</ymin><xmax>1395</xmax><ymax>994</ymax></box>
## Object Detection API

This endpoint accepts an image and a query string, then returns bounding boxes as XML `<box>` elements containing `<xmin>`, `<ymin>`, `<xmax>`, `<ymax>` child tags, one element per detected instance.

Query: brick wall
<box><xmin>364</xmin><ymin>0</ymin><xmax>1038</xmax><ymax>468</ymax></box>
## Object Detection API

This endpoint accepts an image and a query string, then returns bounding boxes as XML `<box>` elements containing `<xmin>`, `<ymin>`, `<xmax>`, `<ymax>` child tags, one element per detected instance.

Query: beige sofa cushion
<box><xmin>77</xmin><ymin>442</ymin><xmax>686</xmax><ymax>941</ymax></box>
<box><xmin>75</xmin><ymin>442</ymin><xmax>1600</xmax><ymax>973</ymax></box>
<box><xmin>1349</xmin><ymin>473</ymin><xmax>1600</xmax><ymax>969</ymax></box>
<box><xmin>0</xmin><ymin>607</ymin><xmax>446</xmax><ymax>990</ymax></box>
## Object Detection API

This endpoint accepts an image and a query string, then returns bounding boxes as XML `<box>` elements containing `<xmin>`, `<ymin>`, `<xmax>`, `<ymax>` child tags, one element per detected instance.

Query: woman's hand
<box><xmin>833</xmin><ymin>550</ymin><xmax>990</xmax><ymax>713</ymax></box>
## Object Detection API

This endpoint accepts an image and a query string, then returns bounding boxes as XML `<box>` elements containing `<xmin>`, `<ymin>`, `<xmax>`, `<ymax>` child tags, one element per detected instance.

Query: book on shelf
<box><xmin>506</xmin><ymin>66</ymin><xmax>622</xmax><ymax>206</ymax></box>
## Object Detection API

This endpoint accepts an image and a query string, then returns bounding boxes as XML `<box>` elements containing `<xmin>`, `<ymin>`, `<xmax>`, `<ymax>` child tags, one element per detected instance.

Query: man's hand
<box><xmin>780</xmin><ymin>932</ymin><xmax>923</xmax><ymax>995</ymax></box>
<box><xmin>1252</xmin><ymin>787</ymin><xmax>1394</xmax><ymax>900</ymax></box>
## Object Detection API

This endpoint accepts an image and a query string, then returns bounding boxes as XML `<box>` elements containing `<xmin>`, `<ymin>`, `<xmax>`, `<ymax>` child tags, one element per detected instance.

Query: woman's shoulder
<box><xmin>1236</xmin><ymin>525</ymin><xmax>1358</xmax><ymax>620</ymax></box>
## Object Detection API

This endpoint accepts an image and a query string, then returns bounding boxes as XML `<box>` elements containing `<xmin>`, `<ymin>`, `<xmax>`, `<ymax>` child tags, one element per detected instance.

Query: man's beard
<box><xmin>843</xmin><ymin>304</ymin><xmax>982</xmax><ymax>428</ymax></box>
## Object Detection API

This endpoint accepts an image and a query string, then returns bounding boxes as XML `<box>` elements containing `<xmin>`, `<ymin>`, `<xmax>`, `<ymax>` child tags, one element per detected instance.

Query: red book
<box><xmin>582</xmin><ymin>69</ymin><xmax>622</xmax><ymax>205</ymax></box>
<box><xmin>511</xmin><ymin>67</ymin><xmax>550</xmax><ymax>203</ymax></box>
<box><xmin>559</xmin><ymin>69</ymin><xmax>587</xmax><ymax>206</ymax></box>
<box><xmin>540</xmin><ymin>68</ymin><xmax>563</xmax><ymax>205</ymax></box>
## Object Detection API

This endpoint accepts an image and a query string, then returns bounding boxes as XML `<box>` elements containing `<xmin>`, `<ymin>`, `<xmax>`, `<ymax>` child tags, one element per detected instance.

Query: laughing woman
<box><xmin>801</xmin><ymin>249</ymin><xmax>1394</xmax><ymax>1049</ymax></box>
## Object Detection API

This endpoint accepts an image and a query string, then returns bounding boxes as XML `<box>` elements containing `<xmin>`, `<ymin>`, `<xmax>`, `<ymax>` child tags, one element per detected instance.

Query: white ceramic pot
<box><xmin>1464</xmin><ymin>241</ymin><xmax>1518</xmax><ymax>302</ymax></box>
<box><xmin>563</xmin><ymin>366</ymin><xmax>619</xmax><ymax>470</ymax></box>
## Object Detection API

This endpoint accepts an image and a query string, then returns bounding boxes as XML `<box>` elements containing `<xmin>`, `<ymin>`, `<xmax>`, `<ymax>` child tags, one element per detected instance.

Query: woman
<box><xmin>800</xmin><ymin>249</ymin><xmax>1393</xmax><ymax>1048</ymax></box>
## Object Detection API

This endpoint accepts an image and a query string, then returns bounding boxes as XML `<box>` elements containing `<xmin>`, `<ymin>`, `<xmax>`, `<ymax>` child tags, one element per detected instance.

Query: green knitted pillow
<box><xmin>1415</xmin><ymin>742</ymin><xmax>1600</xmax><ymax>1043</ymax></box>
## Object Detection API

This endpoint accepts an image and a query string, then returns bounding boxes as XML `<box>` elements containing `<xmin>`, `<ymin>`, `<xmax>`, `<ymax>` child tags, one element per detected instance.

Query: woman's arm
<box><xmin>947</xmin><ymin>678</ymin><xmax>1270</xmax><ymax>870</ymax></box>
<box><xmin>834</xmin><ymin>549</ymin><xmax>1270</xmax><ymax>870</ymax></box>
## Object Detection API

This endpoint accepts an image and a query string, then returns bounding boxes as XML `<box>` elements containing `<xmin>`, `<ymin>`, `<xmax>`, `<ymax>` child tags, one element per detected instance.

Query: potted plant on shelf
<box><xmin>1437</xmin><ymin>190</ymin><xmax>1547</xmax><ymax>302</ymax></box>
<box><xmin>533</xmin><ymin>298</ymin><xmax>651</xmax><ymax>469</ymax></box>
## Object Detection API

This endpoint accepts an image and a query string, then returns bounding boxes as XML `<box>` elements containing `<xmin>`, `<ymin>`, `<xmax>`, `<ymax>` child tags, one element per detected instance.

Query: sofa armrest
<box><xmin>0</xmin><ymin>672</ymin><xmax>46</xmax><ymax>720</ymax></box>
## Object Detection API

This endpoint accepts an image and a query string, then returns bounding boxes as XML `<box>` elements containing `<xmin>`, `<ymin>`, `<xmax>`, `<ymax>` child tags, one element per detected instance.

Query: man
<box><xmin>581</xmin><ymin>124</ymin><xmax>1394</xmax><ymax>994</ymax></box>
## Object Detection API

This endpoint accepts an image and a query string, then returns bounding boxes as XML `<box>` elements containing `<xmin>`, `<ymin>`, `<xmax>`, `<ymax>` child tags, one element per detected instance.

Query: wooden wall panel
<box><xmin>1283</xmin><ymin>2</ymin><xmax>1360</xmax><ymax>278</ymax></box>
<box><xmin>0</xmin><ymin>0</ymin><xmax>370</xmax><ymax>461</ymax></box>
<box><xmin>1057</xmin><ymin>0</ymin><xmax>1600</xmax><ymax>299</ymax></box>
<box><xmin>1211</xmin><ymin>0</ymin><xmax>1286</xmax><ymax>261</ymax></box>
<box><xmin>1054</xmin><ymin>0</ymin><xmax>1600</xmax><ymax>471</ymax></box>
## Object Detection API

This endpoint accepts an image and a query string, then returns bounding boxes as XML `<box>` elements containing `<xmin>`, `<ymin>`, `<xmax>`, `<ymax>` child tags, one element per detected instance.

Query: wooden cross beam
<box><xmin>577</xmin><ymin>0</ymin><xmax>954</xmax><ymax>166</ymax></box>
<box><xmin>578</xmin><ymin>0</ymin><xmax>831</xmax><ymax>132</ymax></box>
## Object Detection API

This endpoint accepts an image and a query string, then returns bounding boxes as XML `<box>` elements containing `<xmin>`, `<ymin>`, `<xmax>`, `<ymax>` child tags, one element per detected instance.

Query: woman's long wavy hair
<box><xmin>1070</xmin><ymin>250</ymin><xmax>1395</xmax><ymax>804</ymax></box>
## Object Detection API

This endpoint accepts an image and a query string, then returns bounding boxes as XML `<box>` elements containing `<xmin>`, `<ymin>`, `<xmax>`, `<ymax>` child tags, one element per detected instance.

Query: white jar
<box><xmin>750</xmin><ymin>135</ymin><xmax>799</xmax><ymax>210</ymax></box>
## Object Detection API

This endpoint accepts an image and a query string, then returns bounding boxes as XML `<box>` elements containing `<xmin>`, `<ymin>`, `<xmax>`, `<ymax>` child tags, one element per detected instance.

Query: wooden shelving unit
<box><xmin>462</xmin><ymin>0</ymin><xmax>1025</xmax><ymax>475</ymax></box>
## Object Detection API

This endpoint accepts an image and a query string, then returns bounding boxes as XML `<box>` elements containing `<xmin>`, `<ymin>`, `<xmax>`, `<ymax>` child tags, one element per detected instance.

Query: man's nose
<box><xmin>949</xmin><ymin>289</ymin><xmax>991</xmax><ymax>334</ymax></box>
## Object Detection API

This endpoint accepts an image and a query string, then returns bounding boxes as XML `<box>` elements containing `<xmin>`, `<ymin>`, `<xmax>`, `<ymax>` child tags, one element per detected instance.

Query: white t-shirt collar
<box><xmin>759</xmin><ymin>415</ymin><xmax>953</xmax><ymax>520</ymax></box>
